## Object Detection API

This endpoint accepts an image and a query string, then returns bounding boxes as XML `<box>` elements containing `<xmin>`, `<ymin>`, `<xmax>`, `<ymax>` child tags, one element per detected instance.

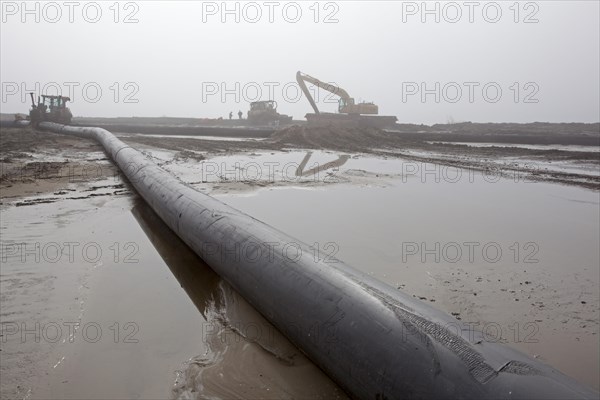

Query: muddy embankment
<box><xmin>0</xmin><ymin>128</ymin><xmax>122</xmax><ymax>204</ymax></box>
<box><xmin>121</xmin><ymin>123</ymin><xmax>600</xmax><ymax>190</ymax></box>
<box><xmin>72</xmin><ymin>117</ymin><xmax>599</xmax><ymax>144</ymax></box>
<box><xmin>2</xmin><ymin>123</ymin><xmax>599</xmax><ymax>202</ymax></box>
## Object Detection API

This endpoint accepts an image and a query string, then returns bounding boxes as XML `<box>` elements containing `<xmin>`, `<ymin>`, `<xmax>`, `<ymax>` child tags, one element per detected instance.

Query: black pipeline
<box><xmin>39</xmin><ymin>122</ymin><xmax>598</xmax><ymax>400</ymax></box>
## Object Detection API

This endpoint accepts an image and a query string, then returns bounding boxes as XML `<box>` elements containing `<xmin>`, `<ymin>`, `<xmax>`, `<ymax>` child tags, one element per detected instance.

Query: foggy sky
<box><xmin>1</xmin><ymin>1</ymin><xmax>599</xmax><ymax>124</ymax></box>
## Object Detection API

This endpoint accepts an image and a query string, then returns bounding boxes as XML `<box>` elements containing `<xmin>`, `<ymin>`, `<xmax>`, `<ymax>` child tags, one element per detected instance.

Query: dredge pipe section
<box><xmin>39</xmin><ymin>122</ymin><xmax>598</xmax><ymax>400</ymax></box>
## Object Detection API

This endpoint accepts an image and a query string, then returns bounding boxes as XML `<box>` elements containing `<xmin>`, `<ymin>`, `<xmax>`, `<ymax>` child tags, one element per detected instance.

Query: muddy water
<box><xmin>0</xmin><ymin>193</ymin><xmax>346</xmax><ymax>399</ymax></box>
<box><xmin>2</xmin><ymin>148</ymin><xmax>599</xmax><ymax>399</ymax></box>
<box><xmin>215</xmin><ymin>154</ymin><xmax>600</xmax><ymax>390</ymax></box>
<box><xmin>1</xmin><ymin>195</ymin><xmax>201</xmax><ymax>399</ymax></box>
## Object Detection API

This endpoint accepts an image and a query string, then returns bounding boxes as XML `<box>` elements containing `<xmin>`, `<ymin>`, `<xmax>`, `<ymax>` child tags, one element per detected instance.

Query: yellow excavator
<box><xmin>296</xmin><ymin>71</ymin><xmax>397</xmax><ymax>128</ymax></box>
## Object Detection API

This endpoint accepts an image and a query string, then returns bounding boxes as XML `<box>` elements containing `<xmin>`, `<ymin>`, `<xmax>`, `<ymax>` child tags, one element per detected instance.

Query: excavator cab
<box><xmin>338</xmin><ymin>97</ymin><xmax>378</xmax><ymax>115</ymax></box>
<box><xmin>29</xmin><ymin>93</ymin><xmax>73</xmax><ymax>126</ymax></box>
<box><xmin>338</xmin><ymin>97</ymin><xmax>353</xmax><ymax>112</ymax></box>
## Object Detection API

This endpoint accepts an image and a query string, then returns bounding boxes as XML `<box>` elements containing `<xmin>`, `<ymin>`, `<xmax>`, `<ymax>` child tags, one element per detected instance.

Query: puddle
<box><xmin>383</xmin><ymin>147</ymin><xmax>600</xmax><ymax>183</ymax></box>
<box><xmin>429</xmin><ymin>141</ymin><xmax>600</xmax><ymax>153</ymax></box>
<box><xmin>217</xmin><ymin>166</ymin><xmax>600</xmax><ymax>390</ymax></box>
<box><xmin>153</xmin><ymin>150</ymin><xmax>421</xmax><ymax>194</ymax></box>
<box><xmin>482</xmin><ymin>157</ymin><xmax>600</xmax><ymax>178</ymax></box>
<box><xmin>125</xmin><ymin>134</ymin><xmax>262</xmax><ymax>142</ymax></box>
<box><xmin>0</xmin><ymin>193</ymin><xmax>346</xmax><ymax>400</ymax></box>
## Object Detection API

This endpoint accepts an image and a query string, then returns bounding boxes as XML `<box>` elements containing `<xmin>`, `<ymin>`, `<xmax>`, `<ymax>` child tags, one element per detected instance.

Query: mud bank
<box><xmin>122</xmin><ymin>124</ymin><xmax>600</xmax><ymax>190</ymax></box>
<box><xmin>1</xmin><ymin>128</ymin><xmax>119</xmax><ymax>202</ymax></box>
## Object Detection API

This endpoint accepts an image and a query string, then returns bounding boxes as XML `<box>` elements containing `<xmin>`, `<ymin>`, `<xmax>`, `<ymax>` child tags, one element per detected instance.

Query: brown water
<box><xmin>217</xmin><ymin>162</ymin><xmax>600</xmax><ymax>390</ymax></box>
<box><xmin>0</xmin><ymin>193</ymin><xmax>346</xmax><ymax>399</ymax></box>
<box><xmin>1</xmin><ymin>151</ymin><xmax>598</xmax><ymax>399</ymax></box>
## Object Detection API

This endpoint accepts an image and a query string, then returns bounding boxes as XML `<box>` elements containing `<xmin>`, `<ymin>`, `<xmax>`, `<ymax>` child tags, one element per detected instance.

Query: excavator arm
<box><xmin>296</xmin><ymin>71</ymin><xmax>378</xmax><ymax>115</ymax></box>
<box><xmin>296</xmin><ymin>71</ymin><xmax>353</xmax><ymax>115</ymax></box>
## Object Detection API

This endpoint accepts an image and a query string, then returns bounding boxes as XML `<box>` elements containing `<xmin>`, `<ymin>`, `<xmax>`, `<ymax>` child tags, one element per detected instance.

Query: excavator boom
<box><xmin>296</xmin><ymin>71</ymin><xmax>378</xmax><ymax>115</ymax></box>
<box><xmin>296</xmin><ymin>71</ymin><xmax>351</xmax><ymax>114</ymax></box>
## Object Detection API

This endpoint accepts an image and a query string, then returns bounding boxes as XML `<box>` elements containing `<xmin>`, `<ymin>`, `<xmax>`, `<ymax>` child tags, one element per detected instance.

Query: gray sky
<box><xmin>1</xmin><ymin>0</ymin><xmax>599</xmax><ymax>123</ymax></box>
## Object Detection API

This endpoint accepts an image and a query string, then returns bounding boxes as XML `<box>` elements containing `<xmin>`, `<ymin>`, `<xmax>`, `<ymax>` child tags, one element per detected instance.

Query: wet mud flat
<box><xmin>1</xmin><ymin>128</ymin><xmax>121</xmax><ymax>204</ymax></box>
<box><xmin>122</xmin><ymin>123</ymin><xmax>600</xmax><ymax>190</ymax></box>
<box><xmin>1</xmin><ymin>125</ymin><xmax>599</xmax><ymax>398</ymax></box>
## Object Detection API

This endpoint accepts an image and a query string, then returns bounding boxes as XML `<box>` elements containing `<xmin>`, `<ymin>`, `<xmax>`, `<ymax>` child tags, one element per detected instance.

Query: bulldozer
<box><xmin>296</xmin><ymin>71</ymin><xmax>397</xmax><ymax>128</ymax></box>
<box><xmin>247</xmin><ymin>100</ymin><xmax>292</xmax><ymax>126</ymax></box>
<box><xmin>29</xmin><ymin>93</ymin><xmax>73</xmax><ymax>126</ymax></box>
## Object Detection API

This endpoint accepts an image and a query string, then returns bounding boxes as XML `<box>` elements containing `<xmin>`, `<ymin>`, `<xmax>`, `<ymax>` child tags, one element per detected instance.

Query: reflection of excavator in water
<box><xmin>29</xmin><ymin>93</ymin><xmax>73</xmax><ymax>127</ymax></box>
<box><xmin>296</xmin><ymin>71</ymin><xmax>397</xmax><ymax>128</ymax></box>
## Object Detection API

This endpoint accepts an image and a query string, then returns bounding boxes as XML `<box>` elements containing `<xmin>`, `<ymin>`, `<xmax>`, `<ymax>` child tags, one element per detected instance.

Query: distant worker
<box><xmin>238</xmin><ymin>110</ymin><xmax>243</xmax><ymax>119</ymax></box>
<box><xmin>229</xmin><ymin>111</ymin><xmax>233</xmax><ymax>120</ymax></box>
